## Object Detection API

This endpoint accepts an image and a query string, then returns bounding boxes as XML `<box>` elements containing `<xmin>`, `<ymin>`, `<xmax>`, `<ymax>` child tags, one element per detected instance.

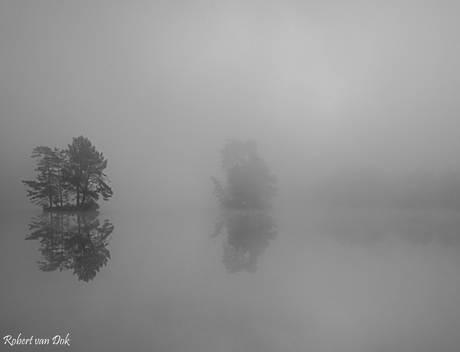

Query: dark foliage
<box><xmin>27</xmin><ymin>211</ymin><xmax>113</xmax><ymax>282</ymax></box>
<box><xmin>23</xmin><ymin>136</ymin><xmax>112</xmax><ymax>210</ymax></box>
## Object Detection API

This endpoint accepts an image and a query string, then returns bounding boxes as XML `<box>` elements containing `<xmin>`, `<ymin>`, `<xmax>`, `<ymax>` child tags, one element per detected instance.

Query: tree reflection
<box><xmin>213</xmin><ymin>208</ymin><xmax>278</xmax><ymax>273</ymax></box>
<box><xmin>26</xmin><ymin>211</ymin><xmax>113</xmax><ymax>282</ymax></box>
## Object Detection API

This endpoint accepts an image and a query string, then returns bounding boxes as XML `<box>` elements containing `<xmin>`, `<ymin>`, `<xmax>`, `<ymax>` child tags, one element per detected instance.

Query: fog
<box><xmin>2</xmin><ymin>2</ymin><xmax>460</xmax><ymax>351</ymax></box>
<box><xmin>1</xmin><ymin>0</ymin><xmax>460</xmax><ymax>211</ymax></box>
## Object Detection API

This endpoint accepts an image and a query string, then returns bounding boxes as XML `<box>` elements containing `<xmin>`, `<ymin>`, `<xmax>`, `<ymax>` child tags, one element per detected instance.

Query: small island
<box><xmin>22</xmin><ymin>136</ymin><xmax>113</xmax><ymax>212</ymax></box>
<box><xmin>42</xmin><ymin>201</ymin><xmax>100</xmax><ymax>212</ymax></box>
<box><xmin>210</xmin><ymin>139</ymin><xmax>278</xmax><ymax>273</ymax></box>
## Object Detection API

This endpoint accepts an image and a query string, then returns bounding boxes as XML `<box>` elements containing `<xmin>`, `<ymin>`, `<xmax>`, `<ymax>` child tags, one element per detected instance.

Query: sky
<box><xmin>1</xmin><ymin>0</ymin><xmax>460</xmax><ymax>211</ymax></box>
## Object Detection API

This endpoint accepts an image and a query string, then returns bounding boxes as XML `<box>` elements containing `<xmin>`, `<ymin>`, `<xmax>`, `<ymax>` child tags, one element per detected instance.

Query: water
<box><xmin>1</xmin><ymin>206</ymin><xmax>460</xmax><ymax>352</ymax></box>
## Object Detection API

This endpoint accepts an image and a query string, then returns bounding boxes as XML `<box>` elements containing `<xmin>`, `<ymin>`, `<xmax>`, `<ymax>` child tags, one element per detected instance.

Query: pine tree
<box><xmin>62</xmin><ymin>136</ymin><xmax>112</xmax><ymax>208</ymax></box>
<box><xmin>23</xmin><ymin>136</ymin><xmax>113</xmax><ymax>210</ymax></box>
<box><xmin>22</xmin><ymin>146</ymin><xmax>60</xmax><ymax>208</ymax></box>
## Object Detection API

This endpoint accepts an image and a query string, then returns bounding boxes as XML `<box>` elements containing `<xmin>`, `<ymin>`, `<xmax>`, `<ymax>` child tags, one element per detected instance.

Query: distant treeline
<box><xmin>307</xmin><ymin>166</ymin><xmax>460</xmax><ymax>209</ymax></box>
<box><xmin>22</xmin><ymin>136</ymin><xmax>113</xmax><ymax>210</ymax></box>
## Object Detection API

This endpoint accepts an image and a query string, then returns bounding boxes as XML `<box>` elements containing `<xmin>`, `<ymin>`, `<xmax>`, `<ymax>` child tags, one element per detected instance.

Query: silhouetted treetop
<box><xmin>23</xmin><ymin>136</ymin><xmax>112</xmax><ymax>211</ymax></box>
<box><xmin>63</xmin><ymin>136</ymin><xmax>112</xmax><ymax>207</ymax></box>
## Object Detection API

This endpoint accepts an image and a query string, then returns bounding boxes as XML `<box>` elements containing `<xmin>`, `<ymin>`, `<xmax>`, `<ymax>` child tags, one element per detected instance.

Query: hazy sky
<box><xmin>1</xmin><ymin>0</ymin><xmax>460</xmax><ymax>211</ymax></box>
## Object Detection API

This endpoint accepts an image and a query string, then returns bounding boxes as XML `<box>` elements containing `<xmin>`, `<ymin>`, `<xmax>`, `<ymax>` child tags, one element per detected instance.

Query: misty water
<box><xmin>2</xmin><ymin>205</ymin><xmax>460</xmax><ymax>352</ymax></box>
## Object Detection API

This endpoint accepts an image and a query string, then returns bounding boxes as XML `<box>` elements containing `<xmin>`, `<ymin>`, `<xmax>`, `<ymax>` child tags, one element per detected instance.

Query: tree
<box><xmin>51</xmin><ymin>147</ymin><xmax>69</xmax><ymax>207</ymax></box>
<box><xmin>62</xmin><ymin>136</ymin><xmax>112</xmax><ymax>207</ymax></box>
<box><xmin>23</xmin><ymin>136</ymin><xmax>113</xmax><ymax>210</ymax></box>
<box><xmin>211</xmin><ymin>139</ymin><xmax>278</xmax><ymax>210</ymax></box>
<box><xmin>22</xmin><ymin>146</ymin><xmax>61</xmax><ymax>208</ymax></box>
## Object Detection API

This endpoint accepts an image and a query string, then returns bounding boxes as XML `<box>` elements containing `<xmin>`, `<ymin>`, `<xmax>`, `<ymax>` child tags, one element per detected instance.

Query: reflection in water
<box><xmin>213</xmin><ymin>209</ymin><xmax>277</xmax><ymax>273</ymax></box>
<box><xmin>26</xmin><ymin>211</ymin><xmax>114</xmax><ymax>282</ymax></box>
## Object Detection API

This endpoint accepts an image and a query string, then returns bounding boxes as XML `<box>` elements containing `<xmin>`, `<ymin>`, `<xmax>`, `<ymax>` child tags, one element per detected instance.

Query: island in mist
<box><xmin>211</xmin><ymin>139</ymin><xmax>278</xmax><ymax>273</ymax></box>
<box><xmin>22</xmin><ymin>136</ymin><xmax>113</xmax><ymax>212</ymax></box>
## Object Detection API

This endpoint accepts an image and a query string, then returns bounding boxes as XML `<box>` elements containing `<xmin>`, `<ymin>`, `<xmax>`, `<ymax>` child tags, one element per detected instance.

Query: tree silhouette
<box><xmin>22</xmin><ymin>147</ymin><xmax>64</xmax><ymax>208</ymax></box>
<box><xmin>23</xmin><ymin>136</ymin><xmax>113</xmax><ymax>210</ymax></box>
<box><xmin>63</xmin><ymin>136</ymin><xmax>112</xmax><ymax>207</ymax></box>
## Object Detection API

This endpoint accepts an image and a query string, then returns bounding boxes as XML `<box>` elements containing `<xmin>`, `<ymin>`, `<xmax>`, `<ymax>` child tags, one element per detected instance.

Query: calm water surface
<box><xmin>1</xmin><ymin>206</ymin><xmax>460</xmax><ymax>352</ymax></box>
